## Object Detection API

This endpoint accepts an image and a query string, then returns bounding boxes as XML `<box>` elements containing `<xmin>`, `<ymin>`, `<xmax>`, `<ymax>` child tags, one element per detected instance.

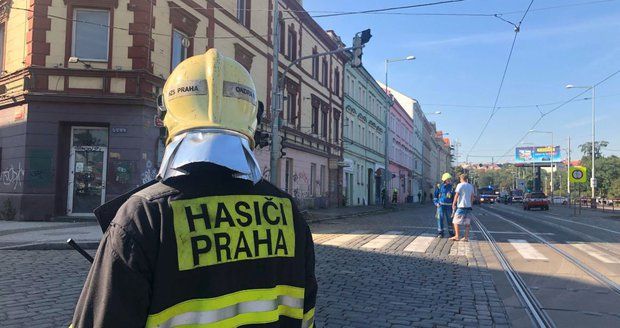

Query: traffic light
<box><xmin>254</xmin><ymin>130</ymin><xmax>270</xmax><ymax>149</ymax></box>
<box><xmin>351</xmin><ymin>29</ymin><xmax>372</xmax><ymax>68</ymax></box>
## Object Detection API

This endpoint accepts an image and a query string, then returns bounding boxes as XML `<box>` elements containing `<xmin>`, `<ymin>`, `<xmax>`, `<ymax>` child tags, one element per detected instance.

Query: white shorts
<box><xmin>453</xmin><ymin>208</ymin><xmax>475</xmax><ymax>225</ymax></box>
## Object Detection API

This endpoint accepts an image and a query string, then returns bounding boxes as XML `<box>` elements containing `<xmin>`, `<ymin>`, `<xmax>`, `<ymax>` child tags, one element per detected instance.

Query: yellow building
<box><xmin>0</xmin><ymin>0</ymin><xmax>345</xmax><ymax>220</ymax></box>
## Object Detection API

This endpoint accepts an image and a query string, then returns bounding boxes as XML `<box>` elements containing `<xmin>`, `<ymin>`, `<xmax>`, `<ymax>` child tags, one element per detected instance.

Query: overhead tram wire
<box><xmin>311</xmin><ymin>0</ymin><xmax>466</xmax><ymax>18</ymax></box>
<box><xmin>465</xmin><ymin>0</ymin><xmax>535</xmax><ymax>159</ymax></box>
<box><xmin>500</xmin><ymin>67</ymin><xmax>620</xmax><ymax>159</ymax></box>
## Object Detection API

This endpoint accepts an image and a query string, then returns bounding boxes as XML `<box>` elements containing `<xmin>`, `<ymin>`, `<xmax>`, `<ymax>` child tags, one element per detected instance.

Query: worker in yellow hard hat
<box><xmin>433</xmin><ymin>172</ymin><xmax>455</xmax><ymax>238</ymax></box>
<box><xmin>71</xmin><ymin>49</ymin><xmax>316</xmax><ymax>328</ymax></box>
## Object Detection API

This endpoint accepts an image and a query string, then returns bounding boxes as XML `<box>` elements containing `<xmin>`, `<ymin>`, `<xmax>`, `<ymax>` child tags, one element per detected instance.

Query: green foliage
<box><xmin>579</xmin><ymin>141</ymin><xmax>608</xmax><ymax>159</ymax></box>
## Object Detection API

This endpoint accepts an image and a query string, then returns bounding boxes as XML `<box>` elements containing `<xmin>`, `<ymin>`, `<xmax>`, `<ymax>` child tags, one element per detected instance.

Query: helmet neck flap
<box><xmin>157</xmin><ymin>128</ymin><xmax>262</xmax><ymax>184</ymax></box>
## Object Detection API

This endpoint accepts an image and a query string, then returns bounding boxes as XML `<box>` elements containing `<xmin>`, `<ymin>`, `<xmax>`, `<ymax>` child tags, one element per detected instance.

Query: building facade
<box><xmin>379</xmin><ymin>83</ymin><xmax>425</xmax><ymax>201</ymax></box>
<box><xmin>388</xmin><ymin>97</ymin><xmax>414</xmax><ymax>203</ymax></box>
<box><xmin>342</xmin><ymin>62</ymin><xmax>389</xmax><ymax>206</ymax></box>
<box><xmin>0</xmin><ymin>0</ymin><xmax>344</xmax><ymax>220</ymax></box>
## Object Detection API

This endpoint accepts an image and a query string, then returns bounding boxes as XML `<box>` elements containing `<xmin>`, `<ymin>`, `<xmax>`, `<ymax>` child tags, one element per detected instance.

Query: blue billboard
<box><xmin>515</xmin><ymin>146</ymin><xmax>561</xmax><ymax>163</ymax></box>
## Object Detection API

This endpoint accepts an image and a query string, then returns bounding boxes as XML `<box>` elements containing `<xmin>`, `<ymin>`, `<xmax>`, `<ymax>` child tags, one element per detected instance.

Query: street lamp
<box><xmin>566</xmin><ymin>84</ymin><xmax>596</xmax><ymax>201</ymax></box>
<box><xmin>529</xmin><ymin>129</ymin><xmax>555</xmax><ymax>198</ymax></box>
<box><xmin>384</xmin><ymin>55</ymin><xmax>415</xmax><ymax>208</ymax></box>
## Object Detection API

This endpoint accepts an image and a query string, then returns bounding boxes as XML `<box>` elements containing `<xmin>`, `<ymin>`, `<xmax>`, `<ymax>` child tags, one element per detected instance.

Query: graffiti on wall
<box><xmin>292</xmin><ymin>171</ymin><xmax>311</xmax><ymax>199</ymax></box>
<box><xmin>141</xmin><ymin>160</ymin><xmax>158</xmax><ymax>184</ymax></box>
<box><xmin>1</xmin><ymin>163</ymin><xmax>25</xmax><ymax>190</ymax></box>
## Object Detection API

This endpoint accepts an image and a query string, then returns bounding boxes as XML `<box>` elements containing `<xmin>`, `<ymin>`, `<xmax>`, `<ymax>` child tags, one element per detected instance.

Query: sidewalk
<box><xmin>0</xmin><ymin>202</ymin><xmax>424</xmax><ymax>250</ymax></box>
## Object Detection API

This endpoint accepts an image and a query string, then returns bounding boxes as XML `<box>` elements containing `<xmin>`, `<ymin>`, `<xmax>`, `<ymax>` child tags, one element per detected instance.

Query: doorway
<box><xmin>67</xmin><ymin>127</ymin><xmax>109</xmax><ymax>216</ymax></box>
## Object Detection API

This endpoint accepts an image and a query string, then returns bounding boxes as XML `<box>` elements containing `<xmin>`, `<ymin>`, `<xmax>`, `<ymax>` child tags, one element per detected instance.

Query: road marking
<box><xmin>404</xmin><ymin>234</ymin><xmax>435</xmax><ymax>252</ymax></box>
<box><xmin>321</xmin><ymin>231</ymin><xmax>368</xmax><ymax>246</ymax></box>
<box><xmin>572</xmin><ymin>243</ymin><xmax>620</xmax><ymax>264</ymax></box>
<box><xmin>361</xmin><ymin>231</ymin><xmax>403</xmax><ymax>249</ymax></box>
<box><xmin>508</xmin><ymin>239</ymin><xmax>548</xmax><ymax>261</ymax></box>
<box><xmin>449</xmin><ymin>240</ymin><xmax>473</xmax><ymax>258</ymax></box>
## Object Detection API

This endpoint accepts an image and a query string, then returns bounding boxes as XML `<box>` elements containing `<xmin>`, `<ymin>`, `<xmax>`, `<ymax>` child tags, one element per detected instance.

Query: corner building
<box><xmin>0</xmin><ymin>0</ymin><xmax>344</xmax><ymax>220</ymax></box>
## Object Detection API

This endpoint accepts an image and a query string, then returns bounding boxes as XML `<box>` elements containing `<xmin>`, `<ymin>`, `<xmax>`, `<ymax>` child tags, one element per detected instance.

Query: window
<box><xmin>334</xmin><ymin>69</ymin><xmax>340</xmax><ymax>96</ymax></box>
<box><xmin>312</xmin><ymin>105</ymin><xmax>319</xmax><ymax>134</ymax></box>
<box><xmin>279</xmin><ymin>18</ymin><xmax>285</xmax><ymax>54</ymax></box>
<box><xmin>320</xmin><ymin>165</ymin><xmax>326</xmax><ymax>194</ymax></box>
<box><xmin>311</xmin><ymin>47</ymin><xmax>319</xmax><ymax>79</ymax></box>
<box><xmin>0</xmin><ymin>24</ymin><xmax>4</xmax><ymax>70</ymax></box>
<box><xmin>334</xmin><ymin>114</ymin><xmax>340</xmax><ymax>143</ymax></box>
<box><xmin>321</xmin><ymin>110</ymin><xmax>328</xmax><ymax>137</ymax></box>
<box><xmin>287</xmin><ymin>28</ymin><xmax>297</xmax><ymax>60</ymax></box>
<box><xmin>171</xmin><ymin>29</ymin><xmax>189</xmax><ymax>71</ymax></box>
<box><xmin>310</xmin><ymin>163</ymin><xmax>316</xmax><ymax>196</ymax></box>
<box><xmin>286</xmin><ymin>91</ymin><xmax>297</xmax><ymax>124</ymax></box>
<box><xmin>321</xmin><ymin>59</ymin><xmax>328</xmax><ymax>86</ymax></box>
<box><xmin>72</xmin><ymin>9</ymin><xmax>110</xmax><ymax>61</ymax></box>
<box><xmin>237</xmin><ymin>0</ymin><xmax>250</xmax><ymax>27</ymax></box>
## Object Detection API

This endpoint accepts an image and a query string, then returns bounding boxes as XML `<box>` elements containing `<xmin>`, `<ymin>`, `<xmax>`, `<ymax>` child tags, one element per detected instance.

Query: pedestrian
<box><xmin>434</xmin><ymin>173</ymin><xmax>455</xmax><ymax>237</ymax></box>
<box><xmin>70</xmin><ymin>50</ymin><xmax>317</xmax><ymax>328</ymax></box>
<box><xmin>451</xmin><ymin>173</ymin><xmax>476</xmax><ymax>242</ymax></box>
<box><xmin>381</xmin><ymin>188</ymin><xmax>387</xmax><ymax>205</ymax></box>
<box><xmin>423</xmin><ymin>191</ymin><xmax>427</xmax><ymax>203</ymax></box>
<box><xmin>392</xmin><ymin>188</ymin><xmax>398</xmax><ymax>204</ymax></box>
<box><xmin>418</xmin><ymin>190</ymin><xmax>422</xmax><ymax>203</ymax></box>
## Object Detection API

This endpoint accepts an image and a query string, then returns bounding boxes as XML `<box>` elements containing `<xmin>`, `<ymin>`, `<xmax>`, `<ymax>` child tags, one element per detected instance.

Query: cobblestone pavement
<box><xmin>0</xmin><ymin>205</ymin><xmax>510</xmax><ymax>327</ymax></box>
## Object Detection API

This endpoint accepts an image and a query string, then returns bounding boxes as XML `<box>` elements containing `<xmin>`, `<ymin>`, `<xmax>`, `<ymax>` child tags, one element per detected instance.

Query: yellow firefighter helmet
<box><xmin>161</xmin><ymin>49</ymin><xmax>258</xmax><ymax>147</ymax></box>
<box><xmin>441</xmin><ymin>172</ymin><xmax>452</xmax><ymax>182</ymax></box>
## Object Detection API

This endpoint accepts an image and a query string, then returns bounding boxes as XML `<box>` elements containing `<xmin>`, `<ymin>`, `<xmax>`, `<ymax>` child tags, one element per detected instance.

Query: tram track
<box><xmin>478</xmin><ymin>206</ymin><xmax>620</xmax><ymax>296</ymax></box>
<box><xmin>473</xmin><ymin>215</ymin><xmax>556</xmax><ymax>328</ymax></box>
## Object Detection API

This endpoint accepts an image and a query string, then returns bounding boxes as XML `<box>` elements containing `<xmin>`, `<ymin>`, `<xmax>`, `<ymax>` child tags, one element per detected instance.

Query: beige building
<box><xmin>0</xmin><ymin>0</ymin><xmax>345</xmax><ymax>220</ymax></box>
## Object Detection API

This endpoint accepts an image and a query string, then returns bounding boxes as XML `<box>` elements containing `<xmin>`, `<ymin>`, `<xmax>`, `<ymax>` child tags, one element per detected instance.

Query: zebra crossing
<box><xmin>313</xmin><ymin>230</ymin><xmax>620</xmax><ymax>264</ymax></box>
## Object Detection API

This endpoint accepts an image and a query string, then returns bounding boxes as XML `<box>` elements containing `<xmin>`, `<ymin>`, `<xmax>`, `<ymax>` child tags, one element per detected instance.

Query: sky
<box><xmin>303</xmin><ymin>0</ymin><xmax>620</xmax><ymax>164</ymax></box>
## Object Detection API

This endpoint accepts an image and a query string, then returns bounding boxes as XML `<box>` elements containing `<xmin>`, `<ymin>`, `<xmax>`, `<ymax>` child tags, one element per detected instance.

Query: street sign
<box><xmin>569</xmin><ymin>166</ymin><xmax>587</xmax><ymax>183</ymax></box>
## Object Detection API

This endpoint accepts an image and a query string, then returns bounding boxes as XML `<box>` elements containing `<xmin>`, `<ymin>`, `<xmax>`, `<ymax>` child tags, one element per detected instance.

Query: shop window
<box><xmin>171</xmin><ymin>29</ymin><xmax>190</xmax><ymax>71</ymax></box>
<box><xmin>310</xmin><ymin>163</ymin><xmax>316</xmax><ymax>196</ymax></box>
<box><xmin>72</xmin><ymin>9</ymin><xmax>110</xmax><ymax>61</ymax></box>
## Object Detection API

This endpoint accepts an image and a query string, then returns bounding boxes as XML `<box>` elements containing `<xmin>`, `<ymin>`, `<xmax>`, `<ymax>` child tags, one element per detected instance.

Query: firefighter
<box><xmin>71</xmin><ymin>49</ymin><xmax>316</xmax><ymax>328</ymax></box>
<box><xmin>434</xmin><ymin>173</ymin><xmax>455</xmax><ymax>238</ymax></box>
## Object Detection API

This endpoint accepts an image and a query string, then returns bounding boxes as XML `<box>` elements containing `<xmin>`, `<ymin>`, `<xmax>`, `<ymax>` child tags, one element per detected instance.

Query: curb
<box><xmin>306</xmin><ymin>205</ymin><xmax>413</xmax><ymax>223</ymax></box>
<box><xmin>0</xmin><ymin>241</ymin><xmax>100</xmax><ymax>251</ymax></box>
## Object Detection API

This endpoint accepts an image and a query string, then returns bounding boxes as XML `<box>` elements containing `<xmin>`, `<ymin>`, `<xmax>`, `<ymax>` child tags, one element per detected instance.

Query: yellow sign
<box><xmin>569</xmin><ymin>166</ymin><xmax>587</xmax><ymax>183</ymax></box>
<box><xmin>171</xmin><ymin>195</ymin><xmax>295</xmax><ymax>271</ymax></box>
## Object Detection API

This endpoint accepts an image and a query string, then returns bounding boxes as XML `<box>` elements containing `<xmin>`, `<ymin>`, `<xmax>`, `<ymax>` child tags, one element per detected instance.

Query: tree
<box><xmin>579</xmin><ymin>141</ymin><xmax>608</xmax><ymax>159</ymax></box>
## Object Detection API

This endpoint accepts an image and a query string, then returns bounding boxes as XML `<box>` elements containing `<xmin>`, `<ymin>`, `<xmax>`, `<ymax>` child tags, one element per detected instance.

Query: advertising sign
<box><xmin>569</xmin><ymin>166</ymin><xmax>587</xmax><ymax>183</ymax></box>
<box><xmin>515</xmin><ymin>146</ymin><xmax>561</xmax><ymax>163</ymax></box>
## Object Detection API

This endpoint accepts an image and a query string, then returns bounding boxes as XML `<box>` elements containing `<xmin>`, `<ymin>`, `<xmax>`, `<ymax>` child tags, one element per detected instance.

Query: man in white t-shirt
<box><xmin>451</xmin><ymin>174</ymin><xmax>476</xmax><ymax>241</ymax></box>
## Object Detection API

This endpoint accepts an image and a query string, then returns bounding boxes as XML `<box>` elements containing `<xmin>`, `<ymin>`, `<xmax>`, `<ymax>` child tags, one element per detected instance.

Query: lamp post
<box><xmin>566</xmin><ymin>84</ymin><xmax>596</xmax><ymax>201</ymax></box>
<box><xmin>529</xmin><ymin>130</ymin><xmax>555</xmax><ymax>198</ymax></box>
<box><xmin>384</xmin><ymin>55</ymin><xmax>415</xmax><ymax>208</ymax></box>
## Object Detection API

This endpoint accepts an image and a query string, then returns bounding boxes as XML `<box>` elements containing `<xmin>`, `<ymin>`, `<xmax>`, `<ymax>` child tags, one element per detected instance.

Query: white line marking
<box><xmin>361</xmin><ymin>231</ymin><xmax>403</xmax><ymax>249</ymax></box>
<box><xmin>404</xmin><ymin>234</ymin><xmax>435</xmax><ymax>252</ymax></box>
<box><xmin>572</xmin><ymin>243</ymin><xmax>620</xmax><ymax>264</ymax></box>
<box><xmin>321</xmin><ymin>231</ymin><xmax>368</xmax><ymax>246</ymax></box>
<box><xmin>508</xmin><ymin>239</ymin><xmax>548</xmax><ymax>261</ymax></box>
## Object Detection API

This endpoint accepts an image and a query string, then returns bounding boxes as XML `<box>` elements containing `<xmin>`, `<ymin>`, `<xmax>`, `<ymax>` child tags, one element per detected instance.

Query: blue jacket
<box><xmin>434</xmin><ymin>183</ymin><xmax>455</xmax><ymax>206</ymax></box>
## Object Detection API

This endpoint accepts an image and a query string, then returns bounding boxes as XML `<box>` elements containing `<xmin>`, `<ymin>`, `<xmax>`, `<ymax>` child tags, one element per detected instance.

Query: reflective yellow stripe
<box><xmin>146</xmin><ymin>285</ymin><xmax>305</xmax><ymax>328</ymax></box>
<box><xmin>302</xmin><ymin>307</ymin><xmax>315</xmax><ymax>328</ymax></box>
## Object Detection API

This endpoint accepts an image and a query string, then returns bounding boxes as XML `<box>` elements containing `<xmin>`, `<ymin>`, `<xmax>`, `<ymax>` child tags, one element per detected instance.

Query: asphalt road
<box><xmin>475</xmin><ymin>203</ymin><xmax>620</xmax><ymax>327</ymax></box>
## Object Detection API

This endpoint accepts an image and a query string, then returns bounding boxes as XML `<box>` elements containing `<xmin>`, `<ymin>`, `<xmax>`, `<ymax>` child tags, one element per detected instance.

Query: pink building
<box><xmin>388</xmin><ymin>97</ymin><xmax>415</xmax><ymax>203</ymax></box>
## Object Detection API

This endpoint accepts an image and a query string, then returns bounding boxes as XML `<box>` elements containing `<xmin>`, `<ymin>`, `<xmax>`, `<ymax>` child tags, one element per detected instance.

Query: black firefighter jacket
<box><xmin>71</xmin><ymin>165</ymin><xmax>317</xmax><ymax>328</ymax></box>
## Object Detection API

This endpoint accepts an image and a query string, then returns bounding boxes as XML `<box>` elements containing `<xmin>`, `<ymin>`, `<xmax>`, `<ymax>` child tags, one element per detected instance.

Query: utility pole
<box><xmin>567</xmin><ymin>136</ymin><xmax>571</xmax><ymax>196</ymax></box>
<box><xmin>269</xmin><ymin>0</ymin><xmax>281</xmax><ymax>185</ymax></box>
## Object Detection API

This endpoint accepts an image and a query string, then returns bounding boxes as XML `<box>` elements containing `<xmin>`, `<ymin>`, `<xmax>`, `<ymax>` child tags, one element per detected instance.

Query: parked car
<box><xmin>551</xmin><ymin>196</ymin><xmax>568</xmax><ymax>205</ymax></box>
<box><xmin>523</xmin><ymin>192</ymin><xmax>549</xmax><ymax>211</ymax></box>
<box><xmin>512</xmin><ymin>195</ymin><xmax>524</xmax><ymax>203</ymax></box>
